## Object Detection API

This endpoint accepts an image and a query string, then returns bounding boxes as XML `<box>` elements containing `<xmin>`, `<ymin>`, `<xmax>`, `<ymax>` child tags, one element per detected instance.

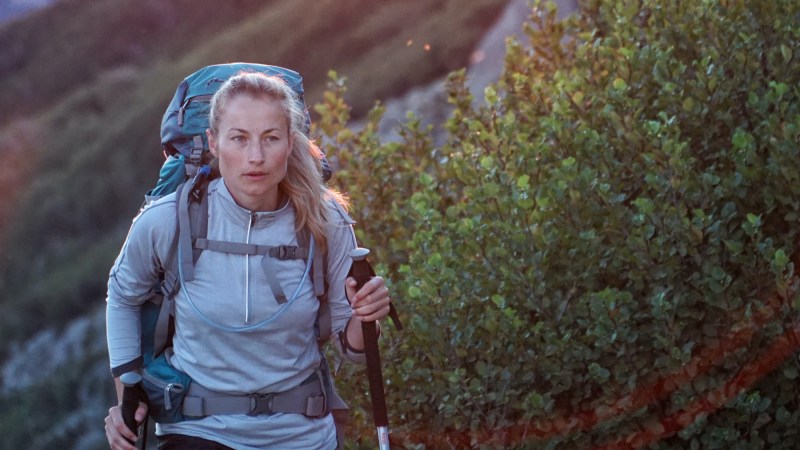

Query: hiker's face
<box><xmin>207</xmin><ymin>94</ymin><xmax>292</xmax><ymax>212</ymax></box>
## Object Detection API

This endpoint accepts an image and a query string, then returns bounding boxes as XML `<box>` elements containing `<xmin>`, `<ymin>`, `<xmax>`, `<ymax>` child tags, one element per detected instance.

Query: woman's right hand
<box><xmin>104</xmin><ymin>402</ymin><xmax>147</xmax><ymax>450</ymax></box>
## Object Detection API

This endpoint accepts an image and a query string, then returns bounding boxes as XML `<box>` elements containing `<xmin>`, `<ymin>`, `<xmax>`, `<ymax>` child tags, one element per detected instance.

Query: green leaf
<box><xmin>457</xmin><ymin>218</ymin><xmax>474</xmax><ymax>234</ymax></box>
<box><xmin>770</xmin><ymin>81</ymin><xmax>789</xmax><ymax>97</ymax></box>
<box><xmin>475</xmin><ymin>360</ymin><xmax>488</xmax><ymax>377</ymax></box>
<box><xmin>491</xmin><ymin>294</ymin><xmax>506</xmax><ymax>308</ymax></box>
<box><xmin>483</xmin><ymin>182</ymin><xmax>500</xmax><ymax>196</ymax></box>
<box><xmin>633</xmin><ymin>197</ymin><xmax>655</xmax><ymax>214</ymax></box>
<box><xmin>682</xmin><ymin>97</ymin><xmax>695</xmax><ymax>112</ymax></box>
<box><xmin>588</xmin><ymin>362</ymin><xmax>611</xmax><ymax>381</ymax></box>
<box><xmin>781</xmin><ymin>44</ymin><xmax>793</xmax><ymax>62</ymax></box>
<box><xmin>710</xmin><ymin>266</ymin><xmax>726</xmax><ymax>280</ymax></box>
<box><xmin>613</xmin><ymin>77</ymin><xmax>628</xmax><ymax>90</ymax></box>
<box><xmin>732</xmin><ymin>129</ymin><xmax>752</xmax><ymax>149</ymax></box>
<box><xmin>724</xmin><ymin>240</ymin><xmax>744</xmax><ymax>255</ymax></box>
<box><xmin>527</xmin><ymin>391</ymin><xmax>544</xmax><ymax>409</ymax></box>
<box><xmin>773</xmin><ymin>249</ymin><xmax>789</xmax><ymax>268</ymax></box>
<box><xmin>427</xmin><ymin>252</ymin><xmax>443</xmax><ymax>269</ymax></box>
<box><xmin>419</xmin><ymin>172</ymin><xmax>435</xmax><ymax>187</ymax></box>
<box><xmin>517</xmin><ymin>174</ymin><xmax>530</xmax><ymax>189</ymax></box>
<box><xmin>484</xmin><ymin>86</ymin><xmax>498</xmax><ymax>105</ymax></box>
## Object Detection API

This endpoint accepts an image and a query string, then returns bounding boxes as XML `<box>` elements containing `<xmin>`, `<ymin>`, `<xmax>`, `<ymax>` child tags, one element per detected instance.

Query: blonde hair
<box><xmin>207</xmin><ymin>71</ymin><xmax>348</xmax><ymax>252</ymax></box>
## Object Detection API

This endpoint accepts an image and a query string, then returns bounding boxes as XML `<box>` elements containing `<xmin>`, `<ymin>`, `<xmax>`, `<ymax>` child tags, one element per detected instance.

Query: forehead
<box><xmin>217</xmin><ymin>94</ymin><xmax>288</xmax><ymax>128</ymax></box>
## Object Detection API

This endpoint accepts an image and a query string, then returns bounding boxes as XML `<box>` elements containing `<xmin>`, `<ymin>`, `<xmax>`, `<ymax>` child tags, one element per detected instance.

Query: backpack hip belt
<box><xmin>182</xmin><ymin>366</ymin><xmax>329</xmax><ymax>418</ymax></box>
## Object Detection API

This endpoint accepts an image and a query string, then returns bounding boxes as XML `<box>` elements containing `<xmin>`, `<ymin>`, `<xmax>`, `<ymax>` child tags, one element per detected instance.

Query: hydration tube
<box><xmin>176</xmin><ymin>224</ymin><xmax>315</xmax><ymax>333</ymax></box>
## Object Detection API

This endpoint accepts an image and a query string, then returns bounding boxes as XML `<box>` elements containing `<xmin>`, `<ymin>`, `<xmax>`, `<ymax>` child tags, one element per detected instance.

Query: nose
<box><xmin>247</xmin><ymin>141</ymin><xmax>265</xmax><ymax>165</ymax></box>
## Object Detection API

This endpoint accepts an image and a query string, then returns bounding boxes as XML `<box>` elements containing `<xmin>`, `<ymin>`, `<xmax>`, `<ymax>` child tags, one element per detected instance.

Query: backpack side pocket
<box><xmin>141</xmin><ymin>352</ymin><xmax>192</xmax><ymax>424</ymax></box>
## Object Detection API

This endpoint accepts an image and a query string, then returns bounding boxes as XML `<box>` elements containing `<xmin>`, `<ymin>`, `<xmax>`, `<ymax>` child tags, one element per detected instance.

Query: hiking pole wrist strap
<box><xmin>349</xmin><ymin>248</ymin><xmax>391</xmax><ymax>450</ymax></box>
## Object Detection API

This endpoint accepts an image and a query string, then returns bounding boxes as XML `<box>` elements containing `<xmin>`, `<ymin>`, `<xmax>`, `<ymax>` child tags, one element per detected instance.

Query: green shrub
<box><xmin>318</xmin><ymin>0</ymin><xmax>800</xmax><ymax>448</ymax></box>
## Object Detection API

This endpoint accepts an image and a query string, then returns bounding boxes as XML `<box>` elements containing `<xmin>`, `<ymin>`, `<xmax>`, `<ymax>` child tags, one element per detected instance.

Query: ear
<box><xmin>206</xmin><ymin>129</ymin><xmax>218</xmax><ymax>158</ymax></box>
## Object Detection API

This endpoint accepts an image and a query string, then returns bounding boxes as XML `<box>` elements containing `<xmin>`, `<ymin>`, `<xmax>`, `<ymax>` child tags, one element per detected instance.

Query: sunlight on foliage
<box><xmin>317</xmin><ymin>0</ymin><xmax>800</xmax><ymax>448</ymax></box>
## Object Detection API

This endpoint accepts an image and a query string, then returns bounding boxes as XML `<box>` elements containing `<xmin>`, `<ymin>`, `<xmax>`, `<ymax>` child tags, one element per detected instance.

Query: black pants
<box><xmin>158</xmin><ymin>434</ymin><xmax>234</xmax><ymax>450</ymax></box>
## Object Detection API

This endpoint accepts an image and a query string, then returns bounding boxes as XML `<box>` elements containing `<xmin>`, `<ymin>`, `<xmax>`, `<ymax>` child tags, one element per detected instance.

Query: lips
<box><xmin>243</xmin><ymin>171</ymin><xmax>267</xmax><ymax>179</ymax></box>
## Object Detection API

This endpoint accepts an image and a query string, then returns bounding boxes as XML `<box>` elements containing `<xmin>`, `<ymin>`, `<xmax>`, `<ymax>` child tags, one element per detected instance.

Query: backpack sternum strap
<box><xmin>193</xmin><ymin>238</ymin><xmax>310</xmax><ymax>305</ymax></box>
<box><xmin>193</xmin><ymin>238</ymin><xmax>309</xmax><ymax>259</ymax></box>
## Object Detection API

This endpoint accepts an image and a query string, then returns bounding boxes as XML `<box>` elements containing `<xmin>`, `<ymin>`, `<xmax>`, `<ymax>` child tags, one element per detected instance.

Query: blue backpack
<box><xmin>128</xmin><ymin>63</ymin><xmax>347</xmax><ymax>446</ymax></box>
<box><xmin>147</xmin><ymin>63</ymin><xmax>332</xmax><ymax>199</ymax></box>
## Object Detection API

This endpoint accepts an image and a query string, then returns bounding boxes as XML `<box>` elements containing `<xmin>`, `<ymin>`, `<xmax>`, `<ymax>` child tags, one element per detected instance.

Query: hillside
<box><xmin>0</xmin><ymin>0</ymin><xmax>509</xmax><ymax>349</ymax></box>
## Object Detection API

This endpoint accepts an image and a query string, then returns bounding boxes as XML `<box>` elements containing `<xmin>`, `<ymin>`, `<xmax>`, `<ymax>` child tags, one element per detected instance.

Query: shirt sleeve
<box><xmin>106</xmin><ymin>197</ymin><xmax>176</xmax><ymax>375</ymax></box>
<box><xmin>323</xmin><ymin>198</ymin><xmax>367</xmax><ymax>363</ymax></box>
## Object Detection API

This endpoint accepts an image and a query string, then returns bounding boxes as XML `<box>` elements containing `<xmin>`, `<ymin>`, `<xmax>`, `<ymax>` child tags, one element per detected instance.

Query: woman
<box><xmin>104</xmin><ymin>71</ymin><xmax>392</xmax><ymax>449</ymax></box>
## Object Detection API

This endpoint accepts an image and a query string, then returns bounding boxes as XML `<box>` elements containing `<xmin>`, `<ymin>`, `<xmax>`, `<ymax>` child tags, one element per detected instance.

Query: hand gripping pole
<box><xmin>120</xmin><ymin>372</ymin><xmax>147</xmax><ymax>449</ymax></box>
<box><xmin>349</xmin><ymin>248</ymin><xmax>391</xmax><ymax>450</ymax></box>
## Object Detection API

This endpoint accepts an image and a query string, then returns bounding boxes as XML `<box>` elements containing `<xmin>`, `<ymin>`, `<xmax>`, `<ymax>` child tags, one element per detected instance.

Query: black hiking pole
<box><xmin>120</xmin><ymin>372</ymin><xmax>146</xmax><ymax>449</ymax></box>
<box><xmin>349</xmin><ymin>248</ymin><xmax>391</xmax><ymax>450</ymax></box>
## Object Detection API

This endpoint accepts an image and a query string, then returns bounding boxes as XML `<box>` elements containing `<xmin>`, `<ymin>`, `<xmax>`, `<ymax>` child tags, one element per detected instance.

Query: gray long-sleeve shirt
<box><xmin>106</xmin><ymin>178</ymin><xmax>361</xmax><ymax>449</ymax></box>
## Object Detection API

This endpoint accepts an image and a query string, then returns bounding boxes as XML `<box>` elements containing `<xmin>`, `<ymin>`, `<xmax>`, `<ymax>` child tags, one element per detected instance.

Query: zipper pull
<box><xmin>163</xmin><ymin>383</ymin><xmax>184</xmax><ymax>411</ymax></box>
<box><xmin>245</xmin><ymin>211</ymin><xmax>257</xmax><ymax>324</ymax></box>
<box><xmin>164</xmin><ymin>383</ymin><xmax>174</xmax><ymax>410</ymax></box>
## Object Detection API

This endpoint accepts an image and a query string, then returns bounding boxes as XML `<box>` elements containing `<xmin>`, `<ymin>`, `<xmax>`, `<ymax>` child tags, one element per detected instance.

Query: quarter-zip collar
<box><xmin>210</xmin><ymin>178</ymin><xmax>291</xmax><ymax>229</ymax></box>
<box><xmin>207</xmin><ymin>178</ymin><xmax>294</xmax><ymax>325</ymax></box>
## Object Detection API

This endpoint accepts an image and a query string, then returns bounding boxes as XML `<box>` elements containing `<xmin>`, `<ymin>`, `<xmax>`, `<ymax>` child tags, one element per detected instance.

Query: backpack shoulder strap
<box><xmin>175</xmin><ymin>170</ymin><xmax>212</xmax><ymax>281</ymax></box>
<box><xmin>298</xmin><ymin>228</ymin><xmax>331</xmax><ymax>343</ymax></box>
<box><xmin>153</xmin><ymin>178</ymin><xmax>210</xmax><ymax>355</ymax></box>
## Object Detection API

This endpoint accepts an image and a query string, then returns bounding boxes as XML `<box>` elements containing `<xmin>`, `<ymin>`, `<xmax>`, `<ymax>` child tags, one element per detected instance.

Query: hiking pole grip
<box><xmin>349</xmin><ymin>248</ymin><xmax>391</xmax><ymax>450</ymax></box>
<box><xmin>120</xmin><ymin>372</ymin><xmax>143</xmax><ymax>438</ymax></box>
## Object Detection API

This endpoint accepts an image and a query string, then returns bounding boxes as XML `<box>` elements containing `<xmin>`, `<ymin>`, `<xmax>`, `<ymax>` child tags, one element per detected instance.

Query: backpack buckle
<box><xmin>304</xmin><ymin>366</ymin><xmax>328</xmax><ymax>418</ymax></box>
<box><xmin>274</xmin><ymin>245</ymin><xmax>298</xmax><ymax>260</ymax></box>
<box><xmin>190</xmin><ymin>135</ymin><xmax>204</xmax><ymax>166</ymax></box>
<box><xmin>305</xmin><ymin>393</ymin><xmax>326</xmax><ymax>418</ymax></box>
<box><xmin>248</xmin><ymin>393</ymin><xmax>274</xmax><ymax>416</ymax></box>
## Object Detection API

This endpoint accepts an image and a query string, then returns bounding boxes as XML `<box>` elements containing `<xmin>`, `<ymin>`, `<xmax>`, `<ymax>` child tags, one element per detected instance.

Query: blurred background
<box><xmin>1</xmin><ymin>0</ymin><xmax>799</xmax><ymax>449</ymax></box>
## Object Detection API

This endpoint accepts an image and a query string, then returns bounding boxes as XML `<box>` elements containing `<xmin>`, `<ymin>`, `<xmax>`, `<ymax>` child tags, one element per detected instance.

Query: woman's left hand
<box><xmin>345</xmin><ymin>276</ymin><xmax>391</xmax><ymax>322</ymax></box>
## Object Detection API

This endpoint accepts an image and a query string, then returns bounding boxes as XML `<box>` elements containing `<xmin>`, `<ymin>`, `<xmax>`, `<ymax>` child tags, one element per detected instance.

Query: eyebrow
<box><xmin>226</xmin><ymin>127</ymin><xmax>283</xmax><ymax>134</ymax></box>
